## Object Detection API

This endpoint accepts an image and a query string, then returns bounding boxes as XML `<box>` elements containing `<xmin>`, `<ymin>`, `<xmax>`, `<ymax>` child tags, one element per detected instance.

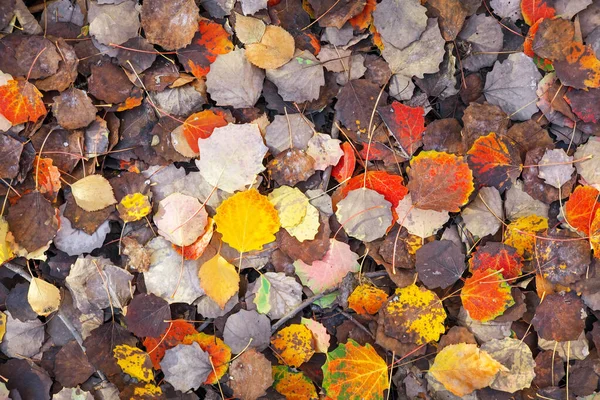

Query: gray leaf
<box><xmin>458</xmin><ymin>14</ymin><xmax>503</xmax><ymax>72</ymax></box>
<box><xmin>538</xmin><ymin>148</ymin><xmax>575</xmax><ymax>189</ymax></box>
<box><xmin>150</xmin><ymin>85</ymin><xmax>206</xmax><ymax>117</ymax></box>
<box><xmin>266</xmin><ymin>50</ymin><xmax>325</xmax><ymax>103</ymax></box>
<box><xmin>223</xmin><ymin>309</ymin><xmax>270</xmax><ymax>353</ymax></box>
<box><xmin>1</xmin><ymin>311</ymin><xmax>44</xmax><ymax>358</ymax></box>
<box><xmin>161</xmin><ymin>342</ymin><xmax>212</xmax><ymax>392</ymax></box>
<box><xmin>489</xmin><ymin>0</ymin><xmax>521</xmax><ymax>21</ymax></box>
<box><xmin>336</xmin><ymin>188</ymin><xmax>393</xmax><ymax>242</ymax></box>
<box><xmin>88</xmin><ymin>0</ymin><xmax>140</xmax><ymax>46</ymax></box>
<box><xmin>373</xmin><ymin>0</ymin><xmax>428</xmax><ymax>50</ymax></box>
<box><xmin>481</xmin><ymin>338</ymin><xmax>535</xmax><ymax>392</ymax></box>
<box><xmin>462</xmin><ymin>186</ymin><xmax>503</xmax><ymax>239</ymax></box>
<box><xmin>264</xmin><ymin>114</ymin><xmax>314</xmax><ymax>155</ymax></box>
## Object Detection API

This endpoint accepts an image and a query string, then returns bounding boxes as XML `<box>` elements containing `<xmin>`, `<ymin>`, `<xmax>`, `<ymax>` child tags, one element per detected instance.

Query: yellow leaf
<box><xmin>113</xmin><ymin>344</ymin><xmax>154</xmax><ymax>383</ymax></box>
<box><xmin>286</xmin><ymin>201</ymin><xmax>319</xmax><ymax>242</ymax></box>
<box><xmin>198</xmin><ymin>254</ymin><xmax>239</xmax><ymax>309</ymax></box>
<box><xmin>133</xmin><ymin>383</ymin><xmax>162</xmax><ymax>397</ymax></box>
<box><xmin>0</xmin><ymin>217</ymin><xmax>14</xmax><ymax>265</ymax></box>
<box><xmin>271</xmin><ymin>324</ymin><xmax>315</xmax><ymax>368</ymax></box>
<box><xmin>0</xmin><ymin>311</ymin><xmax>6</xmax><ymax>341</ymax></box>
<box><xmin>117</xmin><ymin>193</ymin><xmax>152</xmax><ymax>223</ymax></box>
<box><xmin>27</xmin><ymin>277</ymin><xmax>61</xmax><ymax>316</ymax></box>
<box><xmin>383</xmin><ymin>284</ymin><xmax>446</xmax><ymax>345</ymax></box>
<box><xmin>348</xmin><ymin>284</ymin><xmax>388</xmax><ymax>315</ymax></box>
<box><xmin>503</xmin><ymin>215</ymin><xmax>548</xmax><ymax>260</ymax></box>
<box><xmin>429</xmin><ymin>343</ymin><xmax>507</xmax><ymax>397</ymax></box>
<box><xmin>214</xmin><ymin>189</ymin><xmax>280</xmax><ymax>252</ymax></box>
<box><xmin>268</xmin><ymin>186</ymin><xmax>308</xmax><ymax>228</ymax></box>
<box><xmin>71</xmin><ymin>175</ymin><xmax>117</xmax><ymax>212</ymax></box>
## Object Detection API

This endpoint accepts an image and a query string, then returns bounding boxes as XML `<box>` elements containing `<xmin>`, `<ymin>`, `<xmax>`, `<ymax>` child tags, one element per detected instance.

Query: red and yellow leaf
<box><xmin>0</xmin><ymin>79</ymin><xmax>46</xmax><ymax>125</ymax></box>
<box><xmin>340</xmin><ymin>171</ymin><xmax>408</xmax><ymax>209</ymax></box>
<box><xmin>183</xmin><ymin>333</ymin><xmax>231</xmax><ymax>384</ymax></box>
<box><xmin>521</xmin><ymin>0</ymin><xmax>555</xmax><ymax>26</ymax></box>
<box><xmin>555</xmin><ymin>42</ymin><xmax>600</xmax><ymax>89</ymax></box>
<box><xmin>322</xmin><ymin>339</ymin><xmax>388</xmax><ymax>400</ymax></box>
<box><xmin>407</xmin><ymin>151</ymin><xmax>475</xmax><ymax>212</ymax></box>
<box><xmin>143</xmin><ymin>320</ymin><xmax>198</xmax><ymax>369</ymax></box>
<box><xmin>34</xmin><ymin>157</ymin><xmax>61</xmax><ymax>200</ymax></box>
<box><xmin>461</xmin><ymin>269</ymin><xmax>515</xmax><ymax>322</ymax></box>
<box><xmin>331</xmin><ymin>142</ymin><xmax>356</xmax><ymax>183</ymax></box>
<box><xmin>467</xmin><ymin>132</ymin><xmax>521</xmax><ymax>191</ymax></box>
<box><xmin>469</xmin><ymin>243</ymin><xmax>523</xmax><ymax>280</ymax></box>
<box><xmin>564</xmin><ymin>185</ymin><xmax>600</xmax><ymax>235</ymax></box>
<box><xmin>378</xmin><ymin>101</ymin><xmax>425</xmax><ymax>156</ymax></box>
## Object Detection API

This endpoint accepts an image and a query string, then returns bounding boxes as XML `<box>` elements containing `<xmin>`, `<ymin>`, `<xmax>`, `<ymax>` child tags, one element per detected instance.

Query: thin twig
<box><xmin>339</xmin><ymin>310</ymin><xmax>375</xmax><ymax>339</ymax></box>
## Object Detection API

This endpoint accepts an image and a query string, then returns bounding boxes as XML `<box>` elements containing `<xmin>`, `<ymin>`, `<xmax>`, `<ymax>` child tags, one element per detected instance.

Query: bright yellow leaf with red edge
<box><xmin>429</xmin><ymin>343</ymin><xmax>507</xmax><ymax>397</ymax></box>
<box><xmin>322</xmin><ymin>339</ymin><xmax>388</xmax><ymax>400</ymax></box>
<box><xmin>348</xmin><ymin>284</ymin><xmax>388</xmax><ymax>315</ymax></box>
<box><xmin>183</xmin><ymin>333</ymin><xmax>231</xmax><ymax>384</ymax></box>
<box><xmin>173</xmin><ymin>219</ymin><xmax>214</xmax><ymax>260</ymax></box>
<box><xmin>271</xmin><ymin>324</ymin><xmax>315</xmax><ymax>368</ymax></box>
<box><xmin>143</xmin><ymin>320</ymin><xmax>198</xmax><ymax>369</ymax></box>
<box><xmin>349</xmin><ymin>0</ymin><xmax>376</xmax><ymax>30</ymax></box>
<box><xmin>198</xmin><ymin>254</ymin><xmax>239</xmax><ymax>309</ymax></box>
<box><xmin>461</xmin><ymin>269</ymin><xmax>515</xmax><ymax>322</ymax></box>
<box><xmin>565</xmin><ymin>185</ymin><xmax>600</xmax><ymax>235</ymax></box>
<box><xmin>113</xmin><ymin>344</ymin><xmax>154</xmax><ymax>382</ymax></box>
<box><xmin>503</xmin><ymin>215</ymin><xmax>548</xmax><ymax>260</ymax></box>
<box><xmin>591</xmin><ymin>208</ymin><xmax>600</xmax><ymax>259</ymax></box>
<box><xmin>521</xmin><ymin>0</ymin><xmax>555</xmax><ymax>26</ymax></box>
<box><xmin>34</xmin><ymin>157</ymin><xmax>61</xmax><ymax>200</ymax></box>
<box><xmin>341</xmin><ymin>171</ymin><xmax>408</xmax><ymax>209</ymax></box>
<box><xmin>0</xmin><ymin>79</ymin><xmax>46</xmax><ymax>125</ymax></box>
<box><xmin>117</xmin><ymin>193</ymin><xmax>152</xmax><ymax>223</ymax></box>
<box><xmin>272</xmin><ymin>366</ymin><xmax>318</xmax><ymax>400</ymax></box>
<box><xmin>182</xmin><ymin>109</ymin><xmax>228</xmax><ymax>154</ymax></box>
<box><xmin>370</xmin><ymin>25</ymin><xmax>384</xmax><ymax>51</ymax></box>
<box><xmin>407</xmin><ymin>151</ymin><xmax>475</xmax><ymax>212</ymax></box>
<box><xmin>214</xmin><ymin>189</ymin><xmax>280</xmax><ymax>253</ymax></box>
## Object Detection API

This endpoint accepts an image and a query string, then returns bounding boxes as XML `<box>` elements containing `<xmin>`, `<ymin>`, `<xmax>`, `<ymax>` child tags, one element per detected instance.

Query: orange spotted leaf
<box><xmin>521</xmin><ymin>0</ymin><xmax>555</xmax><ymax>26</ymax></box>
<box><xmin>331</xmin><ymin>142</ymin><xmax>356</xmax><ymax>183</ymax></box>
<box><xmin>461</xmin><ymin>269</ymin><xmax>515</xmax><ymax>322</ymax></box>
<box><xmin>177</xmin><ymin>19</ymin><xmax>234</xmax><ymax>79</ymax></box>
<box><xmin>555</xmin><ymin>42</ymin><xmax>600</xmax><ymax>89</ymax></box>
<box><xmin>322</xmin><ymin>339</ymin><xmax>388</xmax><ymax>400</ymax></box>
<box><xmin>349</xmin><ymin>0</ymin><xmax>376</xmax><ymax>30</ymax></box>
<box><xmin>565</xmin><ymin>185</ymin><xmax>600</xmax><ymax>236</ymax></box>
<box><xmin>272</xmin><ymin>366</ymin><xmax>318</xmax><ymax>400</ymax></box>
<box><xmin>271</xmin><ymin>324</ymin><xmax>315</xmax><ymax>368</ymax></box>
<box><xmin>0</xmin><ymin>79</ymin><xmax>46</xmax><ymax>125</ymax></box>
<box><xmin>341</xmin><ymin>171</ymin><xmax>408</xmax><ymax>209</ymax></box>
<box><xmin>469</xmin><ymin>242</ymin><xmax>523</xmax><ymax>280</ymax></box>
<box><xmin>34</xmin><ymin>157</ymin><xmax>61</xmax><ymax>200</ymax></box>
<box><xmin>143</xmin><ymin>321</ymin><xmax>198</xmax><ymax>370</ymax></box>
<box><xmin>467</xmin><ymin>132</ymin><xmax>522</xmax><ymax>192</ymax></box>
<box><xmin>407</xmin><ymin>151</ymin><xmax>475</xmax><ymax>212</ymax></box>
<box><xmin>182</xmin><ymin>110</ymin><xmax>228</xmax><ymax>153</ymax></box>
<box><xmin>182</xmin><ymin>333</ymin><xmax>231</xmax><ymax>384</ymax></box>
<box><xmin>348</xmin><ymin>284</ymin><xmax>388</xmax><ymax>315</ymax></box>
<box><xmin>378</xmin><ymin>101</ymin><xmax>425</xmax><ymax>156</ymax></box>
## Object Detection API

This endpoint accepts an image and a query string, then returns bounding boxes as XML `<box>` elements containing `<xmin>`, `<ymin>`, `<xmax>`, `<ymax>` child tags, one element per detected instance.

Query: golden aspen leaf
<box><xmin>246</xmin><ymin>25</ymin><xmax>295</xmax><ymax>69</ymax></box>
<box><xmin>503</xmin><ymin>215</ymin><xmax>548</xmax><ymax>260</ymax></box>
<box><xmin>117</xmin><ymin>193</ymin><xmax>152</xmax><ymax>223</ymax></box>
<box><xmin>134</xmin><ymin>384</ymin><xmax>162</xmax><ymax>397</ymax></box>
<box><xmin>198</xmin><ymin>254</ymin><xmax>239</xmax><ymax>309</ymax></box>
<box><xmin>592</xmin><ymin>208</ymin><xmax>600</xmax><ymax>259</ymax></box>
<box><xmin>268</xmin><ymin>186</ymin><xmax>308</xmax><ymax>228</ymax></box>
<box><xmin>348</xmin><ymin>284</ymin><xmax>388</xmax><ymax>315</ymax></box>
<box><xmin>461</xmin><ymin>269</ymin><xmax>514</xmax><ymax>322</ymax></box>
<box><xmin>272</xmin><ymin>366</ymin><xmax>318</xmax><ymax>400</ymax></box>
<box><xmin>27</xmin><ymin>277</ymin><xmax>61</xmax><ymax>316</ymax></box>
<box><xmin>0</xmin><ymin>218</ymin><xmax>14</xmax><ymax>265</ymax></box>
<box><xmin>429</xmin><ymin>343</ymin><xmax>507</xmax><ymax>397</ymax></box>
<box><xmin>382</xmin><ymin>284</ymin><xmax>446</xmax><ymax>345</ymax></box>
<box><xmin>113</xmin><ymin>344</ymin><xmax>154</xmax><ymax>383</ymax></box>
<box><xmin>271</xmin><ymin>324</ymin><xmax>315</xmax><ymax>368</ymax></box>
<box><xmin>182</xmin><ymin>333</ymin><xmax>231</xmax><ymax>384</ymax></box>
<box><xmin>0</xmin><ymin>312</ymin><xmax>6</xmax><ymax>341</ymax></box>
<box><xmin>71</xmin><ymin>175</ymin><xmax>117</xmax><ymax>212</ymax></box>
<box><xmin>214</xmin><ymin>189</ymin><xmax>280</xmax><ymax>252</ymax></box>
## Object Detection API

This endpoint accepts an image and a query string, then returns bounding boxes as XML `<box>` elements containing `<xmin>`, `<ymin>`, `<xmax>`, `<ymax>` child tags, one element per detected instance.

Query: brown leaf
<box><xmin>278</xmin><ymin>213</ymin><xmax>331</xmax><ymax>264</ymax></box>
<box><xmin>532</xmin><ymin>292</ymin><xmax>586</xmax><ymax>341</ymax></box>
<box><xmin>308</xmin><ymin>0</ymin><xmax>366</xmax><ymax>29</ymax></box>
<box><xmin>141</xmin><ymin>0</ymin><xmax>199</xmax><ymax>50</ymax></box>
<box><xmin>422</xmin><ymin>118</ymin><xmax>465</xmax><ymax>154</ymax></box>
<box><xmin>88</xmin><ymin>62</ymin><xmax>139</xmax><ymax>105</ymax></box>
<box><xmin>63</xmin><ymin>190</ymin><xmax>114</xmax><ymax>235</ymax></box>
<box><xmin>335</xmin><ymin>79</ymin><xmax>387</xmax><ymax>133</ymax></box>
<box><xmin>83</xmin><ymin>321</ymin><xmax>138</xmax><ymax>378</ymax></box>
<box><xmin>52</xmin><ymin>88</ymin><xmax>97</xmax><ymax>130</ymax></box>
<box><xmin>533</xmin><ymin>350</ymin><xmax>565</xmax><ymax>388</ymax></box>
<box><xmin>425</xmin><ymin>0</ymin><xmax>468</xmax><ymax>41</ymax></box>
<box><xmin>0</xmin><ymin>132</ymin><xmax>23</xmax><ymax>179</ymax></box>
<box><xmin>229</xmin><ymin>349</ymin><xmax>274</xmax><ymax>400</ymax></box>
<box><xmin>34</xmin><ymin>38</ymin><xmax>78</xmax><ymax>92</ymax></box>
<box><xmin>532</xmin><ymin>18</ymin><xmax>575</xmax><ymax>61</ymax></box>
<box><xmin>268</xmin><ymin>148</ymin><xmax>316</xmax><ymax>186</ymax></box>
<box><xmin>6</xmin><ymin>191</ymin><xmax>58</xmax><ymax>252</ymax></box>
<box><xmin>54</xmin><ymin>340</ymin><xmax>96</xmax><ymax>388</ymax></box>
<box><xmin>125</xmin><ymin>293</ymin><xmax>171</xmax><ymax>338</ymax></box>
<box><xmin>461</xmin><ymin>102</ymin><xmax>509</xmax><ymax>149</ymax></box>
<box><xmin>522</xmin><ymin>146</ymin><xmax>577</xmax><ymax>204</ymax></box>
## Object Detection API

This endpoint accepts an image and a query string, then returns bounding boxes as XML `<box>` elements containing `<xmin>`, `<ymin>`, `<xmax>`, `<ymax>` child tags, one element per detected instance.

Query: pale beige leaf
<box><xmin>71</xmin><ymin>175</ymin><xmax>117</xmax><ymax>212</ymax></box>
<box><xmin>234</xmin><ymin>13</ymin><xmax>266</xmax><ymax>44</ymax></box>
<box><xmin>27</xmin><ymin>277</ymin><xmax>61</xmax><ymax>316</ymax></box>
<box><xmin>154</xmin><ymin>193</ymin><xmax>208</xmax><ymax>246</ymax></box>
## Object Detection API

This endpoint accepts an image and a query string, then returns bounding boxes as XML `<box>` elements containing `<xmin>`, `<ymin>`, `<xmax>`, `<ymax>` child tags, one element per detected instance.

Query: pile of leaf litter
<box><xmin>2</xmin><ymin>0</ymin><xmax>600</xmax><ymax>398</ymax></box>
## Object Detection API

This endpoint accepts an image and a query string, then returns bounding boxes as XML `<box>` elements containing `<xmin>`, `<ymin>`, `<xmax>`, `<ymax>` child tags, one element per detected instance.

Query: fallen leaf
<box><xmin>246</xmin><ymin>25</ymin><xmax>295</xmax><ymax>69</ymax></box>
<box><xmin>88</xmin><ymin>0</ymin><xmax>139</xmax><ymax>46</ymax></box>
<box><xmin>503</xmin><ymin>215</ymin><xmax>549</xmax><ymax>260</ymax></box>
<box><xmin>27</xmin><ymin>277</ymin><xmax>60</xmax><ymax>316</ymax></box>
<box><xmin>301</xmin><ymin>318</ymin><xmax>330</xmax><ymax>353</ymax></box>
<box><xmin>537</xmin><ymin>148</ymin><xmax>575</xmax><ymax>189</ymax></box>
<box><xmin>575</xmin><ymin>137</ymin><xmax>600</xmax><ymax>189</ymax></box>
<box><xmin>34</xmin><ymin>156</ymin><xmax>61</xmax><ymax>201</ymax></box>
<box><xmin>564</xmin><ymin>186</ymin><xmax>600</xmax><ymax>235</ymax></box>
<box><xmin>335</xmin><ymin>187</ymin><xmax>393</xmax><ymax>242</ymax></box>
<box><xmin>535</xmin><ymin>230</ymin><xmax>590</xmax><ymax>285</ymax></box>
<box><xmin>141</xmin><ymin>0</ymin><xmax>199</xmax><ymax>50</ymax></box>
<box><xmin>143</xmin><ymin>320</ymin><xmax>198</xmax><ymax>369</ymax></box>
<box><xmin>480</xmin><ymin>337</ymin><xmax>536</xmax><ymax>392</ymax></box>
<box><xmin>469</xmin><ymin>242</ymin><xmax>523</xmax><ymax>280</ymax></box>
<box><xmin>458</xmin><ymin>14</ymin><xmax>504</xmax><ymax>72</ymax></box>
<box><xmin>426</xmin><ymin>0</ymin><xmax>468</xmax><ymax>41</ymax></box>
<box><xmin>0</xmin><ymin>311</ymin><xmax>44</xmax><ymax>358</ymax></box>
<box><xmin>70</xmin><ymin>175</ymin><xmax>117</xmax><ymax>212</ymax></box>
<box><xmin>117</xmin><ymin>193</ymin><xmax>152</xmax><ymax>223</ymax></box>
<box><xmin>378</xmin><ymin>101</ymin><xmax>424</xmax><ymax>156</ymax></box>
<box><xmin>461</xmin><ymin>269</ymin><xmax>515</xmax><ymax>322</ymax></box>
<box><xmin>198</xmin><ymin>254</ymin><xmax>239</xmax><ymax>309</ymax></box>
<box><xmin>532</xmin><ymin>291</ymin><xmax>586</xmax><ymax>341</ymax></box>
<box><xmin>554</xmin><ymin>42</ymin><xmax>600</xmax><ymax>89</ymax></box>
<box><xmin>461</xmin><ymin>186</ymin><xmax>504</xmax><ymax>239</ymax></box>
<box><xmin>467</xmin><ymin>132</ymin><xmax>522</xmax><ymax>191</ymax></box>
<box><xmin>223</xmin><ymin>309</ymin><xmax>270</xmax><ymax>353</ymax></box>
<box><xmin>154</xmin><ymin>193</ymin><xmax>208</xmax><ymax>246</ymax></box>
<box><xmin>532</xmin><ymin>18</ymin><xmax>574</xmax><ymax>61</ymax></box>
<box><xmin>348</xmin><ymin>284</ymin><xmax>388</xmax><ymax>315</ymax></box>
<box><xmin>373</xmin><ymin>0</ymin><xmax>427</xmax><ymax>50</ymax></box>
<box><xmin>229</xmin><ymin>349</ymin><xmax>273</xmax><ymax>400</ymax></box>
<box><xmin>266</xmin><ymin>50</ymin><xmax>324</xmax><ymax>103</ymax></box>
<box><xmin>264</xmin><ymin>114</ymin><xmax>314</xmax><ymax>155</ymax></box>
<box><xmin>306</xmin><ymin>132</ymin><xmax>343</xmax><ymax>171</ymax></box>
<box><xmin>335</xmin><ymin>78</ymin><xmax>387</xmax><ymax>133</ymax></box>
<box><xmin>51</xmin><ymin>88</ymin><xmax>97</xmax><ymax>130</ymax></box>
<box><xmin>429</xmin><ymin>343</ymin><xmax>507</xmax><ymax>397</ymax></box>
<box><xmin>0</xmin><ymin>78</ymin><xmax>46</xmax><ymax>126</ymax></box>
<box><xmin>125</xmin><ymin>293</ymin><xmax>170</xmax><ymax>338</ymax></box>
<box><xmin>113</xmin><ymin>344</ymin><xmax>154</xmax><ymax>382</ymax></box>
<box><xmin>331</xmin><ymin>142</ymin><xmax>356</xmax><ymax>183</ymax></box>
<box><xmin>178</xmin><ymin>109</ymin><xmax>228</xmax><ymax>155</ymax></box>
<box><xmin>322</xmin><ymin>339</ymin><xmax>388</xmax><ymax>400</ymax></box>
<box><xmin>182</xmin><ymin>332</ymin><xmax>231</xmax><ymax>384</ymax></box>
<box><xmin>161</xmin><ymin>342</ymin><xmax>212</xmax><ymax>392</ymax></box>
<box><xmin>247</xmin><ymin>271</ymin><xmax>303</xmax><ymax>319</ymax></box>
<box><xmin>6</xmin><ymin>191</ymin><xmax>58</xmax><ymax>252</ymax></box>
<box><xmin>271</xmin><ymin>324</ymin><xmax>315</xmax><ymax>367</ymax></box>
<box><xmin>234</xmin><ymin>13</ymin><xmax>266</xmax><ymax>44</ymax></box>
<box><xmin>395</xmin><ymin>195</ymin><xmax>450</xmax><ymax>238</ymax></box>
<box><xmin>522</xmin><ymin>0</ymin><xmax>556</xmax><ymax>25</ymax></box>
<box><xmin>54</xmin><ymin>340</ymin><xmax>96</xmax><ymax>388</ymax></box>
<box><xmin>272</xmin><ymin>366</ymin><xmax>318</xmax><ymax>400</ymax></box>
<box><xmin>415</xmin><ymin>240</ymin><xmax>465</xmax><ymax>289</ymax></box>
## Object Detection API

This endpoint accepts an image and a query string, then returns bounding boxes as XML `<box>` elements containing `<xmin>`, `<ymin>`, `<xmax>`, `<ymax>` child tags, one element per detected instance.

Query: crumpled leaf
<box><xmin>223</xmin><ymin>309</ymin><xmax>270</xmax><ymax>353</ymax></box>
<box><xmin>294</xmin><ymin>239</ymin><xmax>360</xmax><ymax>293</ymax></box>
<box><xmin>372</xmin><ymin>0</ymin><xmax>427</xmax><ymax>50</ymax></box>
<box><xmin>27</xmin><ymin>277</ymin><xmax>60</xmax><ymax>317</ymax></box>
<box><xmin>197</xmin><ymin>123</ymin><xmax>268</xmax><ymax>193</ymax></box>
<box><xmin>382</xmin><ymin>284</ymin><xmax>446</xmax><ymax>345</ymax></box>
<box><xmin>247</xmin><ymin>272</ymin><xmax>303</xmax><ymax>320</ymax></box>
<box><xmin>484</xmin><ymin>53</ymin><xmax>542</xmax><ymax>120</ymax></box>
<box><xmin>266</xmin><ymin>50</ymin><xmax>325</xmax><ymax>103</ymax></box>
<box><xmin>198</xmin><ymin>254</ymin><xmax>239</xmax><ymax>309</ymax></box>
<box><xmin>335</xmin><ymin>188</ymin><xmax>393</xmax><ymax>242</ymax></box>
<box><xmin>229</xmin><ymin>348</ymin><xmax>273</xmax><ymax>400</ymax></box>
<box><xmin>214</xmin><ymin>189</ymin><xmax>280</xmax><ymax>252</ymax></box>
<box><xmin>396</xmin><ymin>195</ymin><xmax>450</xmax><ymax>238</ymax></box>
<box><xmin>480</xmin><ymin>338</ymin><xmax>535</xmax><ymax>393</ymax></box>
<box><xmin>71</xmin><ymin>175</ymin><xmax>117</xmax><ymax>212</ymax></box>
<box><xmin>271</xmin><ymin>324</ymin><xmax>315</xmax><ymax>367</ymax></box>
<box><xmin>429</xmin><ymin>343</ymin><xmax>507</xmax><ymax>397</ymax></box>
<box><xmin>348</xmin><ymin>284</ymin><xmax>388</xmax><ymax>315</ymax></box>
<box><xmin>461</xmin><ymin>269</ymin><xmax>515</xmax><ymax>322</ymax></box>
<box><xmin>154</xmin><ymin>193</ymin><xmax>208</xmax><ymax>247</ymax></box>
<box><xmin>272</xmin><ymin>366</ymin><xmax>318</xmax><ymax>400</ymax></box>
<box><xmin>322</xmin><ymin>339</ymin><xmax>388</xmax><ymax>400</ymax></box>
<box><xmin>462</xmin><ymin>186</ymin><xmax>504</xmax><ymax>239</ymax></box>
<box><xmin>161</xmin><ymin>342</ymin><xmax>212</xmax><ymax>393</ymax></box>
<box><xmin>415</xmin><ymin>240</ymin><xmax>465</xmax><ymax>289</ymax></box>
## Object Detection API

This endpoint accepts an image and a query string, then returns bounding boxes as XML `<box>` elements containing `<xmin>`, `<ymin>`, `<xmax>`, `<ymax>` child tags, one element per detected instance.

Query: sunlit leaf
<box><xmin>271</xmin><ymin>324</ymin><xmax>315</xmax><ymax>367</ymax></box>
<box><xmin>461</xmin><ymin>269</ymin><xmax>515</xmax><ymax>322</ymax></box>
<box><xmin>348</xmin><ymin>284</ymin><xmax>388</xmax><ymax>315</ymax></box>
<box><xmin>503</xmin><ymin>215</ymin><xmax>548</xmax><ymax>260</ymax></box>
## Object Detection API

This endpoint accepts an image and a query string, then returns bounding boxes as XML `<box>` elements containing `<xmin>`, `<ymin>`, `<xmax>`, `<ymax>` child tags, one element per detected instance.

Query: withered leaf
<box><xmin>125</xmin><ymin>293</ymin><xmax>171</xmax><ymax>338</ymax></box>
<box><xmin>532</xmin><ymin>292</ymin><xmax>586</xmax><ymax>342</ymax></box>
<box><xmin>141</xmin><ymin>0</ymin><xmax>199</xmax><ymax>50</ymax></box>
<box><xmin>6</xmin><ymin>191</ymin><xmax>58</xmax><ymax>252</ymax></box>
<box><xmin>415</xmin><ymin>240</ymin><xmax>465</xmax><ymax>290</ymax></box>
<box><xmin>52</xmin><ymin>88</ymin><xmax>97</xmax><ymax>130</ymax></box>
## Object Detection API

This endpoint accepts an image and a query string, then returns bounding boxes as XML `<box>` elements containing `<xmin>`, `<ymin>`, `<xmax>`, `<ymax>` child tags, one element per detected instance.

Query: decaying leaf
<box><xmin>348</xmin><ymin>284</ymin><xmax>388</xmax><ymax>315</ymax></box>
<box><xmin>271</xmin><ymin>324</ymin><xmax>315</xmax><ymax>367</ymax></box>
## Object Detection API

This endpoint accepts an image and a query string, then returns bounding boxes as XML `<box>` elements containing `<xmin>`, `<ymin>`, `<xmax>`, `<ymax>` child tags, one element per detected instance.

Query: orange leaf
<box><xmin>322</xmin><ymin>339</ymin><xmax>388</xmax><ymax>400</ymax></box>
<box><xmin>469</xmin><ymin>242</ymin><xmax>523</xmax><ymax>280</ymax></box>
<box><xmin>521</xmin><ymin>0</ymin><xmax>555</xmax><ymax>26</ymax></box>
<box><xmin>461</xmin><ymin>269</ymin><xmax>515</xmax><ymax>322</ymax></box>
<box><xmin>331</xmin><ymin>142</ymin><xmax>356</xmax><ymax>183</ymax></box>
<box><xmin>378</xmin><ymin>101</ymin><xmax>425</xmax><ymax>156</ymax></box>
<box><xmin>183</xmin><ymin>333</ymin><xmax>231</xmax><ymax>384</ymax></box>
<box><xmin>555</xmin><ymin>42</ymin><xmax>600</xmax><ymax>89</ymax></box>
<box><xmin>348</xmin><ymin>284</ymin><xmax>387</xmax><ymax>315</ymax></box>
<box><xmin>143</xmin><ymin>321</ymin><xmax>198</xmax><ymax>369</ymax></box>
<box><xmin>341</xmin><ymin>171</ymin><xmax>408</xmax><ymax>209</ymax></box>
<box><xmin>173</xmin><ymin>219</ymin><xmax>214</xmax><ymax>260</ymax></box>
<box><xmin>349</xmin><ymin>0</ymin><xmax>376</xmax><ymax>30</ymax></box>
<box><xmin>34</xmin><ymin>157</ymin><xmax>61</xmax><ymax>200</ymax></box>
<box><xmin>182</xmin><ymin>110</ymin><xmax>228</xmax><ymax>154</ymax></box>
<box><xmin>271</xmin><ymin>324</ymin><xmax>315</xmax><ymax>368</ymax></box>
<box><xmin>591</xmin><ymin>208</ymin><xmax>600</xmax><ymax>258</ymax></box>
<box><xmin>0</xmin><ymin>79</ymin><xmax>46</xmax><ymax>125</ymax></box>
<box><xmin>407</xmin><ymin>151</ymin><xmax>474</xmax><ymax>212</ymax></box>
<box><xmin>564</xmin><ymin>185</ymin><xmax>600</xmax><ymax>235</ymax></box>
<box><xmin>272</xmin><ymin>366</ymin><xmax>318</xmax><ymax>400</ymax></box>
<box><xmin>467</xmin><ymin>132</ymin><xmax>521</xmax><ymax>191</ymax></box>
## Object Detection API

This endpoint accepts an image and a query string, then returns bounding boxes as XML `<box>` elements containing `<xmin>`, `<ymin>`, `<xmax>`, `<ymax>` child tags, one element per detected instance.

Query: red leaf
<box><xmin>348</xmin><ymin>0</ymin><xmax>376</xmax><ymax>31</ymax></box>
<box><xmin>521</xmin><ymin>0</ymin><xmax>555</xmax><ymax>26</ymax></box>
<box><xmin>564</xmin><ymin>185</ymin><xmax>600</xmax><ymax>235</ymax></box>
<box><xmin>182</xmin><ymin>110</ymin><xmax>228</xmax><ymax>153</ymax></box>
<box><xmin>331</xmin><ymin>142</ymin><xmax>356</xmax><ymax>183</ymax></box>
<box><xmin>461</xmin><ymin>269</ymin><xmax>515</xmax><ymax>322</ymax></box>
<box><xmin>341</xmin><ymin>171</ymin><xmax>408</xmax><ymax>209</ymax></box>
<box><xmin>0</xmin><ymin>79</ymin><xmax>46</xmax><ymax>125</ymax></box>
<box><xmin>378</xmin><ymin>101</ymin><xmax>425</xmax><ymax>156</ymax></box>
<box><xmin>466</xmin><ymin>132</ymin><xmax>521</xmax><ymax>191</ymax></box>
<box><xmin>469</xmin><ymin>242</ymin><xmax>523</xmax><ymax>280</ymax></box>
<box><xmin>143</xmin><ymin>321</ymin><xmax>198</xmax><ymax>369</ymax></box>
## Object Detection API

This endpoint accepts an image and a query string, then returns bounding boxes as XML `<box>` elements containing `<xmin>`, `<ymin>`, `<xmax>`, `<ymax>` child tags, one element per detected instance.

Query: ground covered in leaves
<box><xmin>1</xmin><ymin>0</ymin><xmax>600</xmax><ymax>399</ymax></box>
